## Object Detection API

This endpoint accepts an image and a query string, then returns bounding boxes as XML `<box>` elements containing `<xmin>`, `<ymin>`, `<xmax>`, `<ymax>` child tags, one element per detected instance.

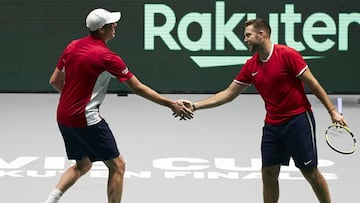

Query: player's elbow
<box><xmin>130</xmin><ymin>84</ymin><xmax>146</xmax><ymax>96</ymax></box>
<box><xmin>49</xmin><ymin>78</ymin><xmax>60</xmax><ymax>88</ymax></box>
<box><xmin>49</xmin><ymin>78</ymin><xmax>64</xmax><ymax>92</ymax></box>
<box><xmin>49</xmin><ymin>78</ymin><xmax>56</xmax><ymax>86</ymax></box>
<box><xmin>126</xmin><ymin>78</ymin><xmax>147</xmax><ymax>95</ymax></box>
<box><xmin>49</xmin><ymin>68</ymin><xmax>65</xmax><ymax>90</ymax></box>
<box><xmin>222</xmin><ymin>87</ymin><xmax>241</xmax><ymax>103</ymax></box>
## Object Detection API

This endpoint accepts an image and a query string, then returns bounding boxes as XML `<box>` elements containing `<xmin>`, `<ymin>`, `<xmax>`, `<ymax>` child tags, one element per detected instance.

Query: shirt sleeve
<box><xmin>233</xmin><ymin>58</ymin><xmax>253</xmax><ymax>86</ymax></box>
<box><xmin>56</xmin><ymin>50</ymin><xmax>66</xmax><ymax>71</ymax></box>
<box><xmin>103</xmin><ymin>52</ymin><xmax>134</xmax><ymax>82</ymax></box>
<box><xmin>284</xmin><ymin>47</ymin><xmax>308</xmax><ymax>77</ymax></box>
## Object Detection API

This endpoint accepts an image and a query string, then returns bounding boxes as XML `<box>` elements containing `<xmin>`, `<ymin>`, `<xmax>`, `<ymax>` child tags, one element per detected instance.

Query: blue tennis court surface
<box><xmin>0</xmin><ymin>93</ymin><xmax>359</xmax><ymax>203</ymax></box>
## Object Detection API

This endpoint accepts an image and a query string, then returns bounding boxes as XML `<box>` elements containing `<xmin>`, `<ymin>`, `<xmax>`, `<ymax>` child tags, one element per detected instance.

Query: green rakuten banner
<box><xmin>0</xmin><ymin>0</ymin><xmax>359</xmax><ymax>93</ymax></box>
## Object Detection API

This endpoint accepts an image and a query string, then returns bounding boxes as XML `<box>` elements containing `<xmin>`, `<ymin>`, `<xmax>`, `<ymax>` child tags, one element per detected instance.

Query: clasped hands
<box><xmin>171</xmin><ymin>99</ymin><xmax>195</xmax><ymax>121</ymax></box>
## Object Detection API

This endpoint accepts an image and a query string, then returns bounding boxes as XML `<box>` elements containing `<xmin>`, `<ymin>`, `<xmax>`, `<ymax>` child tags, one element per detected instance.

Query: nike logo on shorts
<box><xmin>304</xmin><ymin>160</ymin><xmax>312</xmax><ymax>165</ymax></box>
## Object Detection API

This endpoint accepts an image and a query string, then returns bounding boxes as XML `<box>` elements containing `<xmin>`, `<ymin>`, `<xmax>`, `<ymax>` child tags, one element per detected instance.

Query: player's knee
<box><xmin>75</xmin><ymin>160</ymin><xmax>92</xmax><ymax>175</ymax></box>
<box><xmin>261</xmin><ymin>166</ymin><xmax>280</xmax><ymax>183</ymax></box>
<box><xmin>117</xmin><ymin>156</ymin><xmax>126</xmax><ymax>173</ymax></box>
<box><xmin>106</xmin><ymin>156</ymin><xmax>126</xmax><ymax>175</ymax></box>
<box><xmin>300</xmin><ymin>167</ymin><xmax>321</xmax><ymax>181</ymax></box>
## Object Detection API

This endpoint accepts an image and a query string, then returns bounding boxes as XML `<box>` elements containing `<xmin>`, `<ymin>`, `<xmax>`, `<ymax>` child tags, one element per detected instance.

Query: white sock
<box><xmin>44</xmin><ymin>189</ymin><xmax>63</xmax><ymax>203</ymax></box>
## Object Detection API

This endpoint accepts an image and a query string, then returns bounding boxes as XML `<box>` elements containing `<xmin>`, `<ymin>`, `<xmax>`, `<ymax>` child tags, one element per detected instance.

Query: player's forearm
<box><xmin>50</xmin><ymin>83</ymin><xmax>64</xmax><ymax>93</ymax></box>
<box><xmin>133</xmin><ymin>83</ymin><xmax>173</xmax><ymax>107</ymax></box>
<box><xmin>193</xmin><ymin>82</ymin><xmax>244</xmax><ymax>111</ymax></box>
<box><xmin>308</xmin><ymin>81</ymin><xmax>335</xmax><ymax>113</ymax></box>
<box><xmin>194</xmin><ymin>90</ymin><xmax>234</xmax><ymax>110</ymax></box>
<box><xmin>126</xmin><ymin>76</ymin><xmax>172</xmax><ymax>107</ymax></box>
<box><xmin>301</xmin><ymin>69</ymin><xmax>335</xmax><ymax>113</ymax></box>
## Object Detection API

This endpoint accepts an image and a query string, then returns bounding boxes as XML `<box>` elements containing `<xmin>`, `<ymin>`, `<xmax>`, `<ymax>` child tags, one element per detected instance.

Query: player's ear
<box><xmin>98</xmin><ymin>27</ymin><xmax>105</xmax><ymax>34</ymax></box>
<box><xmin>258</xmin><ymin>30</ymin><xmax>265</xmax><ymax>37</ymax></box>
<box><xmin>258</xmin><ymin>30</ymin><xmax>268</xmax><ymax>40</ymax></box>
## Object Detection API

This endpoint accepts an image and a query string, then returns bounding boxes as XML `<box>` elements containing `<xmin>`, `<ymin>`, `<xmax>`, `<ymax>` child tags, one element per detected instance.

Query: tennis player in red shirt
<box><xmin>178</xmin><ymin>19</ymin><xmax>345</xmax><ymax>203</ymax></box>
<box><xmin>44</xmin><ymin>8</ymin><xmax>192</xmax><ymax>203</ymax></box>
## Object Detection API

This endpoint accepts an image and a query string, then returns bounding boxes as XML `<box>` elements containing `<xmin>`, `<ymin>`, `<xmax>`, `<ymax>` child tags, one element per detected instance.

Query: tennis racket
<box><xmin>325</xmin><ymin>98</ymin><xmax>357</xmax><ymax>154</ymax></box>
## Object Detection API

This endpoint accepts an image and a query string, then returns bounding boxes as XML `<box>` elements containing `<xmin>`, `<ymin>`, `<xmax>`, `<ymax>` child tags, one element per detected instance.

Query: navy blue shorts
<box><xmin>261</xmin><ymin>111</ymin><xmax>318</xmax><ymax>169</ymax></box>
<box><xmin>58</xmin><ymin>119</ymin><xmax>120</xmax><ymax>162</ymax></box>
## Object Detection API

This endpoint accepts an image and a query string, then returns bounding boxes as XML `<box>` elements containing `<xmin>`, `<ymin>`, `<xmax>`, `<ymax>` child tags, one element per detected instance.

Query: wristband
<box><xmin>328</xmin><ymin>107</ymin><xmax>336</xmax><ymax>113</ymax></box>
<box><xmin>192</xmin><ymin>103</ymin><xmax>196</xmax><ymax>111</ymax></box>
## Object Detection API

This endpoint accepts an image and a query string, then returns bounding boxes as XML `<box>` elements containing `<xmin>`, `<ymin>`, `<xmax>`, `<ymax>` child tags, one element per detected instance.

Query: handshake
<box><xmin>170</xmin><ymin>99</ymin><xmax>196</xmax><ymax>121</ymax></box>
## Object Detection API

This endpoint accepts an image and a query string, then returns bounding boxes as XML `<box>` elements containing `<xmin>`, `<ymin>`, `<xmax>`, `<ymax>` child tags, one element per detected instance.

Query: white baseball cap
<box><xmin>86</xmin><ymin>8</ymin><xmax>121</xmax><ymax>31</ymax></box>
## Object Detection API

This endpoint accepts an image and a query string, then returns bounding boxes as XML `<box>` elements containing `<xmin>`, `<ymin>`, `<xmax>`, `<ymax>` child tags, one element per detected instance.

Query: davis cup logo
<box><xmin>144</xmin><ymin>2</ymin><xmax>359</xmax><ymax>68</ymax></box>
<box><xmin>0</xmin><ymin>157</ymin><xmax>337</xmax><ymax>180</ymax></box>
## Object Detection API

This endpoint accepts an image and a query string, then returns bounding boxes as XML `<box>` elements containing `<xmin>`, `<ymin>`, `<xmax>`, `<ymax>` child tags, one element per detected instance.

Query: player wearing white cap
<box><xmin>44</xmin><ymin>8</ymin><xmax>192</xmax><ymax>203</ymax></box>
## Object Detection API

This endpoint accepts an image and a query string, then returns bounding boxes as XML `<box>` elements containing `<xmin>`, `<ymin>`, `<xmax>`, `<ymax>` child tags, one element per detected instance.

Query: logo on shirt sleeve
<box><xmin>122</xmin><ymin>67</ymin><xmax>129</xmax><ymax>75</ymax></box>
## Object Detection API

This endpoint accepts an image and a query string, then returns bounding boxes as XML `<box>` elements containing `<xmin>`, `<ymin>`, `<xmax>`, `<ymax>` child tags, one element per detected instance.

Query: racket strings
<box><xmin>326</xmin><ymin>125</ymin><xmax>356</xmax><ymax>154</ymax></box>
<box><xmin>325</xmin><ymin>98</ymin><xmax>357</xmax><ymax>154</ymax></box>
